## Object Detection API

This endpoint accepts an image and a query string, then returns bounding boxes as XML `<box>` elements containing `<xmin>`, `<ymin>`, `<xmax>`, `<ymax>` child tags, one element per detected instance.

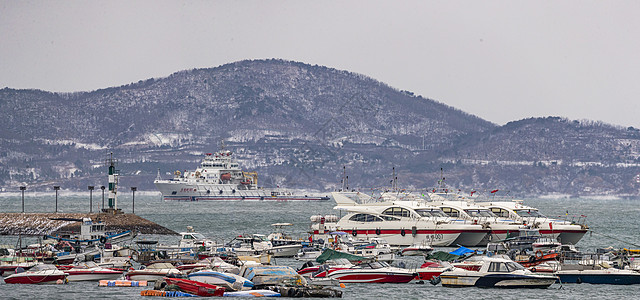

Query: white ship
<box><xmin>154</xmin><ymin>148</ymin><xmax>330</xmax><ymax>201</ymax></box>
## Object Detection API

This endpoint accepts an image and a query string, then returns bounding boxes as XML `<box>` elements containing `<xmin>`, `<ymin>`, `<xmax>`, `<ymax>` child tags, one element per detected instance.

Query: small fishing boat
<box><xmin>401</xmin><ymin>241</ymin><xmax>434</xmax><ymax>256</ymax></box>
<box><xmin>327</xmin><ymin>261</ymin><xmax>416</xmax><ymax>283</ymax></box>
<box><xmin>188</xmin><ymin>269</ymin><xmax>254</xmax><ymax>291</ymax></box>
<box><xmin>164</xmin><ymin>277</ymin><xmax>226</xmax><ymax>297</ymax></box>
<box><xmin>3</xmin><ymin>264</ymin><xmax>67</xmax><ymax>284</ymax></box>
<box><xmin>440</xmin><ymin>257</ymin><xmax>557</xmax><ymax>288</ymax></box>
<box><xmin>126</xmin><ymin>262</ymin><xmax>181</xmax><ymax>282</ymax></box>
<box><xmin>63</xmin><ymin>261</ymin><xmax>124</xmax><ymax>281</ymax></box>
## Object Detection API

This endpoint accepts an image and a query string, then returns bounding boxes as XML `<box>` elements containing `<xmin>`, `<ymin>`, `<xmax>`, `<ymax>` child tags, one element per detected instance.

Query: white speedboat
<box><xmin>153</xmin><ymin>147</ymin><xmax>330</xmax><ymax>202</ymax></box>
<box><xmin>440</xmin><ymin>256</ymin><xmax>557</xmax><ymax>288</ymax></box>
<box><xmin>188</xmin><ymin>269</ymin><xmax>254</xmax><ymax>291</ymax></box>
<box><xmin>3</xmin><ymin>264</ymin><xmax>67</xmax><ymax>284</ymax></box>
<box><xmin>476</xmin><ymin>200</ymin><xmax>588</xmax><ymax>244</ymax></box>
<box><xmin>126</xmin><ymin>262</ymin><xmax>181</xmax><ymax>282</ymax></box>
<box><xmin>64</xmin><ymin>261</ymin><xmax>123</xmax><ymax>282</ymax></box>
<box><xmin>327</xmin><ymin>261</ymin><xmax>416</xmax><ymax>283</ymax></box>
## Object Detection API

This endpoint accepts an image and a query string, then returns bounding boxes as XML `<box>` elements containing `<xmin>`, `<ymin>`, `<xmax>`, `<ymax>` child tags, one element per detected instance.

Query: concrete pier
<box><xmin>0</xmin><ymin>213</ymin><xmax>177</xmax><ymax>236</ymax></box>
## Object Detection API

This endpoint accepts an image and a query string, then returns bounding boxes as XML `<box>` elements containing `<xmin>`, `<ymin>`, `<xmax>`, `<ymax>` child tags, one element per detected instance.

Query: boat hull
<box><xmin>328</xmin><ymin>270</ymin><xmax>416</xmax><ymax>283</ymax></box>
<box><xmin>556</xmin><ymin>270</ymin><xmax>640</xmax><ymax>285</ymax></box>
<box><xmin>155</xmin><ymin>182</ymin><xmax>329</xmax><ymax>202</ymax></box>
<box><xmin>66</xmin><ymin>270</ymin><xmax>123</xmax><ymax>282</ymax></box>
<box><xmin>441</xmin><ymin>274</ymin><xmax>556</xmax><ymax>288</ymax></box>
<box><xmin>165</xmin><ymin>277</ymin><xmax>225</xmax><ymax>297</ymax></box>
<box><xmin>4</xmin><ymin>273</ymin><xmax>67</xmax><ymax>284</ymax></box>
<box><xmin>269</xmin><ymin>244</ymin><xmax>302</xmax><ymax>258</ymax></box>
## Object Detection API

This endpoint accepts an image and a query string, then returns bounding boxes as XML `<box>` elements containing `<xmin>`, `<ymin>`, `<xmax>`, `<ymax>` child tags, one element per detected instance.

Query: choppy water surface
<box><xmin>1</xmin><ymin>193</ymin><xmax>639</xmax><ymax>299</ymax></box>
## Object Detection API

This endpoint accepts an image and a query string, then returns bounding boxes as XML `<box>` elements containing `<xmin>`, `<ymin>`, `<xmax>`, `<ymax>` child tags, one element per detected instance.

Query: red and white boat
<box><xmin>164</xmin><ymin>277</ymin><xmax>225</xmax><ymax>297</ymax></box>
<box><xmin>126</xmin><ymin>263</ymin><xmax>181</xmax><ymax>282</ymax></box>
<box><xmin>297</xmin><ymin>258</ymin><xmax>354</xmax><ymax>278</ymax></box>
<box><xmin>327</xmin><ymin>261</ymin><xmax>416</xmax><ymax>283</ymax></box>
<box><xmin>3</xmin><ymin>264</ymin><xmax>67</xmax><ymax>284</ymax></box>
<box><xmin>415</xmin><ymin>261</ymin><xmax>450</xmax><ymax>281</ymax></box>
<box><xmin>62</xmin><ymin>262</ymin><xmax>124</xmax><ymax>281</ymax></box>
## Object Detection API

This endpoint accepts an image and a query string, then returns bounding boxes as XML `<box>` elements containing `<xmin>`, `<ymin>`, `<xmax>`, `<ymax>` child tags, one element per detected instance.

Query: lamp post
<box><xmin>130</xmin><ymin>187</ymin><xmax>137</xmax><ymax>214</ymax></box>
<box><xmin>53</xmin><ymin>186</ymin><xmax>60</xmax><ymax>213</ymax></box>
<box><xmin>20</xmin><ymin>186</ymin><xmax>26</xmax><ymax>213</ymax></box>
<box><xmin>100</xmin><ymin>186</ymin><xmax>105</xmax><ymax>211</ymax></box>
<box><xmin>88</xmin><ymin>186</ymin><xmax>94</xmax><ymax>213</ymax></box>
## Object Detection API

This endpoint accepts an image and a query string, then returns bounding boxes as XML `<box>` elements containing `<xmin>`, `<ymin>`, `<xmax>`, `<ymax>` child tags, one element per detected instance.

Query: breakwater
<box><xmin>0</xmin><ymin>213</ymin><xmax>177</xmax><ymax>236</ymax></box>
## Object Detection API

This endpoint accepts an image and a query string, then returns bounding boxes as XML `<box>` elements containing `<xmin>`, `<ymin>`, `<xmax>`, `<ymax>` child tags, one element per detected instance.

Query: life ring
<box><xmin>400</xmin><ymin>229</ymin><xmax>406</xmax><ymax>237</ymax></box>
<box><xmin>535</xmin><ymin>250</ymin><xmax>544</xmax><ymax>259</ymax></box>
<box><xmin>352</xmin><ymin>229</ymin><xmax>358</xmax><ymax>236</ymax></box>
<box><xmin>375</xmin><ymin>228</ymin><xmax>381</xmax><ymax>235</ymax></box>
<box><xmin>99</xmin><ymin>236</ymin><xmax>107</xmax><ymax>244</ymax></box>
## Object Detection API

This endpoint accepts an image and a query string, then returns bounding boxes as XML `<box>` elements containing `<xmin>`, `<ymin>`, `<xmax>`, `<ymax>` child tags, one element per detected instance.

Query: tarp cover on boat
<box><xmin>449</xmin><ymin>246</ymin><xmax>475</xmax><ymax>256</ymax></box>
<box><xmin>424</xmin><ymin>251</ymin><xmax>461</xmax><ymax>262</ymax></box>
<box><xmin>315</xmin><ymin>248</ymin><xmax>370</xmax><ymax>264</ymax></box>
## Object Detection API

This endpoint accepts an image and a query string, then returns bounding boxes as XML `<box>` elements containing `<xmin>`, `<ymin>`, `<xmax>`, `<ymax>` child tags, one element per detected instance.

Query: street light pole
<box><xmin>53</xmin><ymin>186</ymin><xmax>60</xmax><ymax>213</ymax></box>
<box><xmin>20</xmin><ymin>186</ymin><xmax>26</xmax><ymax>213</ymax></box>
<box><xmin>130</xmin><ymin>187</ymin><xmax>137</xmax><ymax>214</ymax></box>
<box><xmin>88</xmin><ymin>186</ymin><xmax>94</xmax><ymax>213</ymax></box>
<box><xmin>100</xmin><ymin>186</ymin><xmax>105</xmax><ymax>212</ymax></box>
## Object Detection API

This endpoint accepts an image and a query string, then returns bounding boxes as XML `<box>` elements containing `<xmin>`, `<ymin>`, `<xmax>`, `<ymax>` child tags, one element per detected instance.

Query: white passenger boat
<box><xmin>475</xmin><ymin>200</ymin><xmax>588</xmax><ymax>244</ymax></box>
<box><xmin>428</xmin><ymin>199</ymin><xmax>528</xmax><ymax>246</ymax></box>
<box><xmin>153</xmin><ymin>147</ymin><xmax>330</xmax><ymax>202</ymax></box>
<box><xmin>440</xmin><ymin>256</ymin><xmax>557</xmax><ymax>288</ymax></box>
<box><xmin>313</xmin><ymin>192</ymin><xmax>489</xmax><ymax>247</ymax></box>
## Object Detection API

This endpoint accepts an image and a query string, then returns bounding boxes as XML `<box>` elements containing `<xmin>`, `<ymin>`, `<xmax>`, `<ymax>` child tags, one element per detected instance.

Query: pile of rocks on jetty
<box><xmin>0</xmin><ymin>213</ymin><xmax>177</xmax><ymax>236</ymax></box>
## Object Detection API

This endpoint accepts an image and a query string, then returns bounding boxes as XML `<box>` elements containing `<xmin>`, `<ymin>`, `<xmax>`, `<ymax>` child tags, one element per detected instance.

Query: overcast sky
<box><xmin>2</xmin><ymin>1</ymin><xmax>639</xmax><ymax>128</ymax></box>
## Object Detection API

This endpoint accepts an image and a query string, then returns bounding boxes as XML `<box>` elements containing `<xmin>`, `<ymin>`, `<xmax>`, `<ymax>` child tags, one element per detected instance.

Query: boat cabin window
<box><xmin>349</xmin><ymin>214</ymin><xmax>383</xmax><ymax>222</ymax></box>
<box><xmin>440</xmin><ymin>207</ymin><xmax>460</xmax><ymax>218</ymax></box>
<box><xmin>490</xmin><ymin>208</ymin><xmax>510</xmax><ymax>218</ymax></box>
<box><xmin>514</xmin><ymin>209</ymin><xmax>546</xmax><ymax>218</ymax></box>
<box><xmin>382</xmin><ymin>207</ymin><xmax>411</xmax><ymax>218</ymax></box>
<box><xmin>488</xmin><ymin>261</ymin><xmax>525</xmax><ymax>272</ymax></box>
<box><xmin>415</xmin><ymin>209</ymin><xmax>448</xmax><ymax>218</ymax></box>
<box><xmin>183</xmin><ymin>234</ymin><xmax>194</xmax><ymax>239</ymax></box>
<box><xmin>464</xmin><ymin>209</ymin><xmax>496</xmax><ymax>218</ymax></box>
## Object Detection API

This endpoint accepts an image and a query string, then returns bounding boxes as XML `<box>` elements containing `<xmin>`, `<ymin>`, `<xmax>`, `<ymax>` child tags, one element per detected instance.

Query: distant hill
<box><xmin>1</xmin><ymin>59</ymin><xmax>639</xmax><ymax>196</ymax></box>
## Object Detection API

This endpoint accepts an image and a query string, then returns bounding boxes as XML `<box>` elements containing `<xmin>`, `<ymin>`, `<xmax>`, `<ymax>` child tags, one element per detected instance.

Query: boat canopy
<box><xmin>315</xmin><ymin>248</ymin><xmax>370</xmax><ymax>264</ymax></box>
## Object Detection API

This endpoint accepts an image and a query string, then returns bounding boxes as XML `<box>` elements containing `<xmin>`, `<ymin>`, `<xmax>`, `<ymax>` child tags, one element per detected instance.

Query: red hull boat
<box><xmin>165</xmin><ymin>277</ymin><xmax>225</xmax><ymax>297</ymax></box>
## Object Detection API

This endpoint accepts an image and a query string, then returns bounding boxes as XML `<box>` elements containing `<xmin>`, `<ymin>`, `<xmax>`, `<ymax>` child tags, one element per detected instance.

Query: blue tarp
<box><xmin>449</xmin><ymin>246</ymin><xmax>475</xmax><ymax>256</ymax></box>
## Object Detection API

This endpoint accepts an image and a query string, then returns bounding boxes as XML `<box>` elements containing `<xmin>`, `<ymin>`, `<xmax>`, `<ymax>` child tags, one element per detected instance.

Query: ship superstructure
<box><xmin>154</xmin><ymin>149</ymin><xmax>329</xmax><ymax>202</ymax></box>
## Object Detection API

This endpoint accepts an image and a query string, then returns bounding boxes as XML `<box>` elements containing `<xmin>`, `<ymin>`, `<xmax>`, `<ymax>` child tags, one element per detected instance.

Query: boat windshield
<box><xmin>363</xmin><ymin>262</ymin><xmax>389</xmax><ymax>269</ymax></box>
<box><xmin>514</xmin><ymin>209</ymin><xmax>546</xmax><ymax>218</ymax></box>
<box><xmin>415</xmin><ymin>209</ymin><xmax>448</xmax><ymax>218</ymax></box>
<box><xmin>31</xmin><ymin>264</ymin><xmax>58</xmax><ymax>271</ymax></box>
<box><xmin>488</xmin><ymin>261</ymin><xmax>525</xmax><ymax>272</ymax></box>
<box><xmin>191</xmin><ymin>233</ymin><xmax>206</xmax><ymax>239</ymax></box>
<box><xmin>464</xmin><ymin>209</ymin><xmax>496</xmax><ymax>218</ymax></box>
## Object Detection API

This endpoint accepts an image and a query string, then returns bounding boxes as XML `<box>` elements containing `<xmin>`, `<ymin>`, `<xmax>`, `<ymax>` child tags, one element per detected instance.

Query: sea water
<box><xmin>1</xmin><ymin>193</ymin><xmax>639</xmax><ymax>299</ymax></box>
